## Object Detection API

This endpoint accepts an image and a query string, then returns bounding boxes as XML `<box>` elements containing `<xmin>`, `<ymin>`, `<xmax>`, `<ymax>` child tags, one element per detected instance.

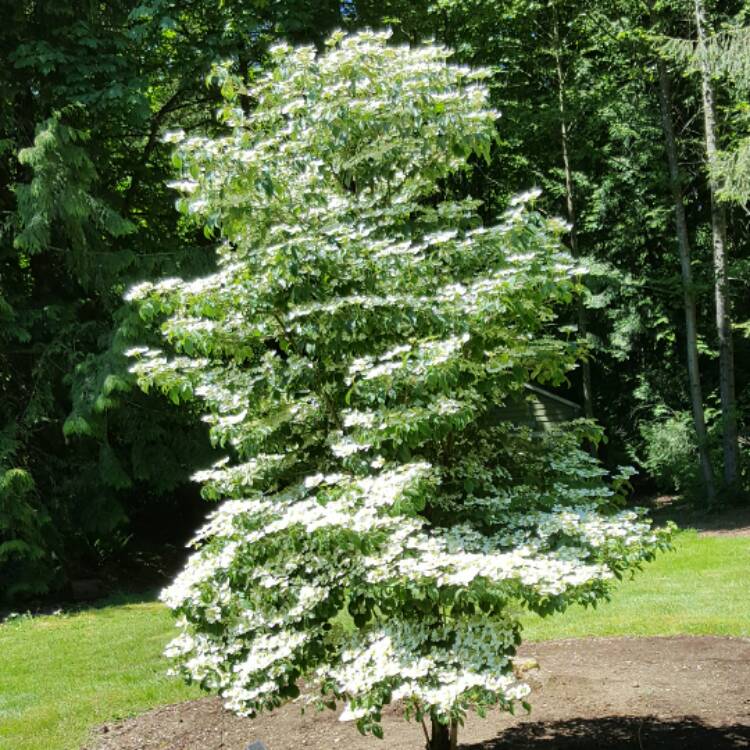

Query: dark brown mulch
<box><xmin>85</xmin><ymin>636</ymin><xmax>750</xmax><ymax>750</ymax></box>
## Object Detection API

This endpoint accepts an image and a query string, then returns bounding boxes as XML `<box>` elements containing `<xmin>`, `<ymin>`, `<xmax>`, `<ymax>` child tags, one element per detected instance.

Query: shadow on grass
<box><xmin>78</xmin><ymin>588</ymin><xmax>163</xmax><ymax>610</ymax></box>
<box><xmin>461</xmin><ymin>716</ymin><xmax>750</xmax><ymax>749</ymax></box>
<box><xmin>1</xmin><ymin>588</ymin><xmax>162</xmax><ymax>623</ymax></box>
<box><xmin>646</xmin><ymin>495</ymin><xmax>750</xmax><ymax>535</ymax></box>
<box><xmin>1</xmin><ymin>540</ymin><xmax>192</xmax><ymax>622</ymax></box>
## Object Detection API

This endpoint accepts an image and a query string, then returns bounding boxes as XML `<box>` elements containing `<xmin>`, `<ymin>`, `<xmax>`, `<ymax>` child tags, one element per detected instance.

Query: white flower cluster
<box><xmin>191</xmin><ymin>454</ymin><xmax>286</xmax><ymax>498</ymax></box>
<box><xmin>159</xmin><ymin>453</ymin><xmax>666</xmax><ymax>724</ymax></box>
<box><xmin>323</xmin><ymin>617</ymin><xmax>530</xmax><ymax>722</ymax></box>
<box><xmin>346</xmin><ymin>334</ymin><xmax>470</xmax><ymax>385</ymax></box>
<box><xmin>360</xmin><ymin>520</ymin><xmax>614</xmax><ymax>595</ymax></box>
<box><xmin>486</xmin><ymin>504</ymin><xmax>660</xmax><ymax>563</ymax></box>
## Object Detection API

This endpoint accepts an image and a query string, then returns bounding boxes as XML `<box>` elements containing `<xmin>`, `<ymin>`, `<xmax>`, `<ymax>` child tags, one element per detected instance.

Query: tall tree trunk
<box><xmin>656</xmin><ymin>59</ymin><xmax>717</xmax><ymax>503</ymax></box>
<box><xmin>694</xmin><ymin>0</ymin><xmax>740</xmax><ymax>489</ymax></box>
<box><xmin>428</xmin><ymin>717</ymin><xmax>457</xmax><ymax>750</ymax></box>
<box><xmin>552</xmin><ymin>5</ymin><xmax>594</xmax><ymax>420</ymax></box>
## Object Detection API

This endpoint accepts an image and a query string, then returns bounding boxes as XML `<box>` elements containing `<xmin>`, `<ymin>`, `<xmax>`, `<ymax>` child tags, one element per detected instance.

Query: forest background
<box><xmin>2</xmin><ymin>0</ymin><xmax>749</xmax><ymax>602</ymax></box>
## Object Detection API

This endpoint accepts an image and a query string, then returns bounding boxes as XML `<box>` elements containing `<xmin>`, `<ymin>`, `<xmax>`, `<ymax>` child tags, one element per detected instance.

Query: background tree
<box><xmin>654</xmin><ymin>55</ymin><xmax>717</xmax><ymax>502</ymax></box>
<box><xmin>431</xmin><ymin>0</ymin><xmax>749</xmax><ymax>500</ymax></box>
<box><xmin>692</xmin><ymin>0</ymin><xmax>740</xmax><ymax>490</ymax></box>
<box><xmin>0</xmin><ymin>0</ymin><xmax>345</xmax><ymax>600</ymax></box>
<box><xmin>661</xmin><ymin>0</ymin><xmax>750</xmax><ymax>494</ymax></box>
<box><xmin>126</xmin><ymin>32</ymin><xmax>670</xmax><ymax>750</ymax></box>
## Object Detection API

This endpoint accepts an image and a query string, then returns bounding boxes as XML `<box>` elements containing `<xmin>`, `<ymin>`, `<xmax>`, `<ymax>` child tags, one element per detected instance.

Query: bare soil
<box><xmin>86</xmin><ymin>636</ymin><xmax>750</xmax><ymax>750</ymax></box>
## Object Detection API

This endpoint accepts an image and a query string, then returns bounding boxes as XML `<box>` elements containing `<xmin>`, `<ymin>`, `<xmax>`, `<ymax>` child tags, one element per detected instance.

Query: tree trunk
<box><xmin>694</xmin><ymin>0</ymin><xmax>740</xmax><ymax>490</ymax></box>
<box><xmin>552</xmin><ymin>4</ymin><xmax>595</xmax><ymax>421</ymax></box>
<box><xmin>655</xmin><ymin>59</ymin><xmax>717</xmax><ymax>503</ymax></box>
<box><xmin>428</xmin><ymin>717</ymin><xmax>457</xmax><ymax>750</ymax></box>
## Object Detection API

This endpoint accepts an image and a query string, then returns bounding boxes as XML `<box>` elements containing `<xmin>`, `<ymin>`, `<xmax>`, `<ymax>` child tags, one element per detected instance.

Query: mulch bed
<box><xmin>85</xmin><ymin>636</ymin><xmax>750</xmax><ymax>750</ymax></box>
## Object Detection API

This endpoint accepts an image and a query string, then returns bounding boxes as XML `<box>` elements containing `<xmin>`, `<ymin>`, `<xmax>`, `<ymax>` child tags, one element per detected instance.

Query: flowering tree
<box><xmin>125</xmin><ymin>31</ymin><xmax>670</xmax><ymax>750</ymax></box>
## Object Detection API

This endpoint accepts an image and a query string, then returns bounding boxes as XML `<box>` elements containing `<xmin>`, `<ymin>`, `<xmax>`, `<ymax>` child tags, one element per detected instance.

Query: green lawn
<box><xmin>1</xmin><ymin>530</ymin><xmax>748</xmax><ymax>750</ymax></box>
<box><xmin>522</xmin><ymin>530</ymin><xmax>750</xmax><ymax>640</ymax></box>
<box><xmin>0</xmin><ymin>595</ymin><xmax>200</xmax><ymax>750</ymax></box>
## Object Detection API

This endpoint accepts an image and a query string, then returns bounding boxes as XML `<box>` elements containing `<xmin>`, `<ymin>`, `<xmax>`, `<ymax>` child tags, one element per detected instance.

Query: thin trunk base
<box><xmin>428</xmin><ymin>718</ymin><xmax>457</xmax><ymax>750</ymax></box>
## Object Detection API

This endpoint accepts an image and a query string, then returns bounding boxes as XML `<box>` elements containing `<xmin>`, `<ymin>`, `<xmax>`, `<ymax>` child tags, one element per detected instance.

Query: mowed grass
<box><xmin>521</xmin><ymin>530</ymin><xmax>750</xmax><ymax>641</ymax></box>
<box><xmin>1</xmin><ymin>530</ymin><xmax>749</xmax><ymax>750</ymax></box>
<box><xmin>0</xmin><ymin>595</ymin><xmax>199</xmax><ymax>750</ymax></box>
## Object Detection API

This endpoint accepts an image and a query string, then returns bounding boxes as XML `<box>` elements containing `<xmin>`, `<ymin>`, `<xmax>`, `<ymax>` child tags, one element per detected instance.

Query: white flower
<box><xmin>162</xmin><ymin>129</ymin><xmax>186</xmax><ymax>143</ymax></box>
<box><xmin>339</xmin><ymin>703</ymin><xmax>369</xmax><ymax>722</ymax></box>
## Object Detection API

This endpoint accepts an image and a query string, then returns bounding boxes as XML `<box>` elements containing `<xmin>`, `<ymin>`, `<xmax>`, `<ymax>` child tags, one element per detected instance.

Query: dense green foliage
<box><xmin>0</xmin><ymin>0</ymin><xmax>343</xmax><ymax>599</ymax></box>
<box><xmin>2</xmin><ymin>0</ymin><xmax>749</xmax><ymax>604</ymax></box>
